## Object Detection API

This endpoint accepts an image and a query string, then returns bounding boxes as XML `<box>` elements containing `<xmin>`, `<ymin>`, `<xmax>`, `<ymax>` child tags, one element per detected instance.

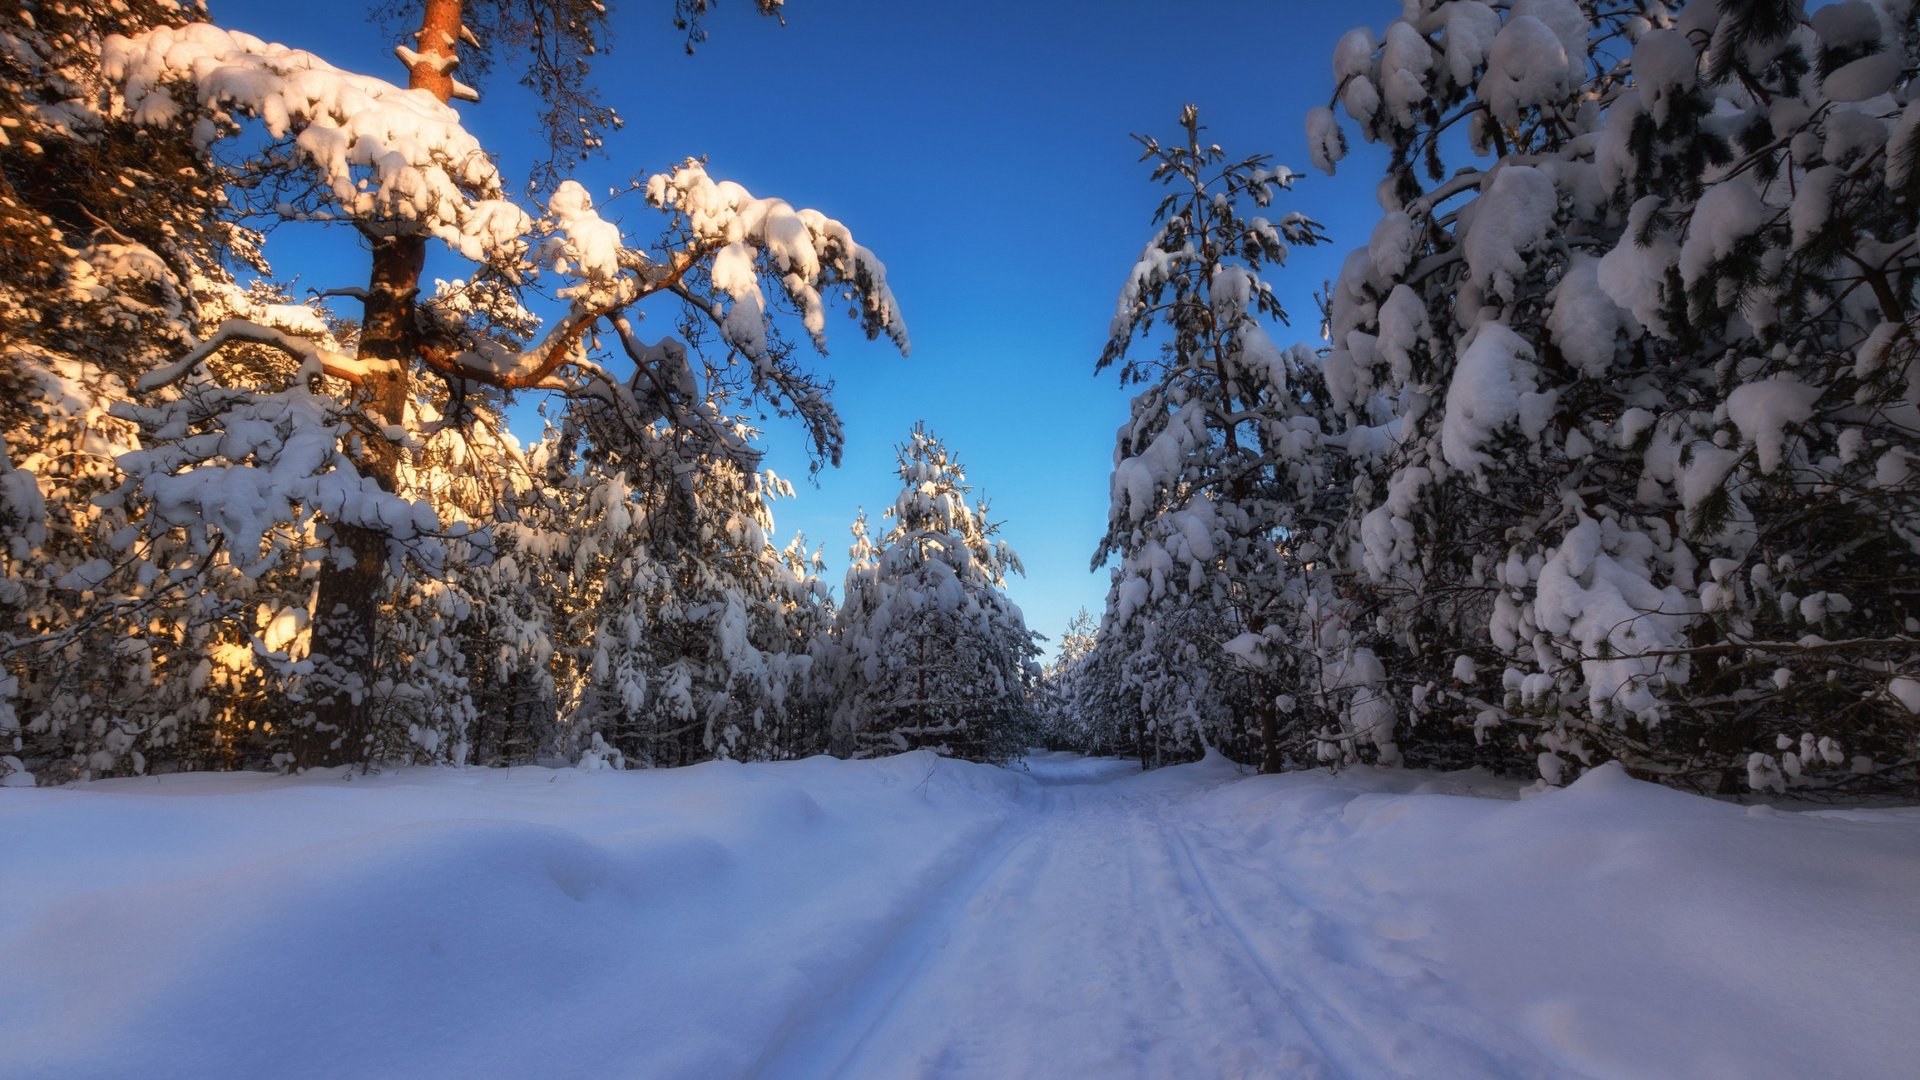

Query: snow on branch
<box><xmin>103</xmin><ymin>32</ymin><xmax>908</xmax><ymax>407</ymax></box>
<box><xmin>103</xmin><ymin>23</ymin><xmax>531</xmax><ymax>261</ymax></box>
<box><xmin>421</xmin><ymin>242</ymin><xmax>708</xmax><ymax>392</ymax></box>
<box><xmin>646</xmin><ymin>161</ymin><xmax>910</xmax><ymax>358</ymax></box>
<box><xmin>120</xmin><ymin>390</ymin><xmax>450</xmax><ymax>577</ymax></box>
<box><xmin>137</xmin><ymin>319</ymin><xmax>388</xmax><ymax>391</ymax></box>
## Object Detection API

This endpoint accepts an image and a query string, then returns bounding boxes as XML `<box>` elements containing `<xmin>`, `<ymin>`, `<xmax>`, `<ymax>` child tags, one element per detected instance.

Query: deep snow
<box><xmin>3</xmin><ymin>752</ymin><xmax>1917</xmax><ymax>1079</ymax></box>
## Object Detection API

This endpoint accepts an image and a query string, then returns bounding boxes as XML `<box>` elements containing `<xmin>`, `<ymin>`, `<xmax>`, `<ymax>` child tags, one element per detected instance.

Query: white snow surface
<box><xmin>1440</xmin><ymin>321</ymin><xmax>1544</xmax><ymax>472</ymax></box>
<box><xmin>4</xmin><ymin>753</ymin><xmax>1917</xmax><ymax>1079</ymax></box>
<box><xmin>1726</xmin><ymin>377</ymin><xmax>1822</xmax><ymax>474</ymax></box>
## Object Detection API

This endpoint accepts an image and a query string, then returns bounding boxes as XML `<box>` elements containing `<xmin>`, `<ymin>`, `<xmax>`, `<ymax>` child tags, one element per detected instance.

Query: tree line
<box><xmin>6</xmin><ymin>1</ymin><xmax>1917</xmax><ymax>797</ymax></box>
<box><xmin>1046</xmin><ymin>0</ymin><xmax>1920</xmax><ymax>796</ymax></box>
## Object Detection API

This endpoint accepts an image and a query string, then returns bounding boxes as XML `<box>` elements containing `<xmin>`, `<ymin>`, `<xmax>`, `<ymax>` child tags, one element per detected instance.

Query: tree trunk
<box><xmin>298</xmin><ymin>0</ymin><xmax>460</xmax><ymax>768</ymax></box>
<box><xmin>1258</xmin><ymin>690</ymin><xmax>1282</xmax><ymax>774</ymax></box>
<box><xmin>916</xmin><ymin>628</ymin><xmax>929</xmax><ymax>749</ymax></box>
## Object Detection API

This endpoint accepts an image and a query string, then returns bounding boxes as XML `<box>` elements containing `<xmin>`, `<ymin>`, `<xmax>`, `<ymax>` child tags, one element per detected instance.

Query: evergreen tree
<box><xmin>1091</xmin><ymin>105</ymin><xmax>1334</xmax><ymax>770</ymax></box>
<box><xmin>1031</xmin><ymin>609</ymin><xmax>1094</xmax><ymax>754</ymax></box>
<box><xmin>829</xmin><ymin>424</ymin><xmax>1040</xmax><ymax>762</ymax></box>
<box><xmin>0</xmin><ymin>0</ymin><xmax>296</xmax><ymax>783</ymax></box>
<box><xmin>1309</xmin><ymin>0</ymin><xmax>1920</xmax><ymax>791</ymax></box>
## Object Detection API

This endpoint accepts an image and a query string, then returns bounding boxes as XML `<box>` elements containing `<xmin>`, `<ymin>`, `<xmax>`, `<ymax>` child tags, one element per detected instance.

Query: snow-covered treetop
<box><xmin>1103</xmin><ymin>104</ymin><xmax>1323</xmax><ymax>385</ymax></box>
<box><xmin>847</xmin><ymin>507</ymin><xmax>878</xmax><ymax>572</ymax></box>
<box><xmin>878</xmin><ymin>423</ymin><xmax>1020</xmax><ymax>588</ymax></box>
<box><xmin>1307</xmin><ymin>0</ymin><xmax>1615</xmax><ymax>177</ymax></box>
<box><xmin>1095</xmin><ymin>107</ymin><xmax>1329</xmax><ymax>590</ymax></box>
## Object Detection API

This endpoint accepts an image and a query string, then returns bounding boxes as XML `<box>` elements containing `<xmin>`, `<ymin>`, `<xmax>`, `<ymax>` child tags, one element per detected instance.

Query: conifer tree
<box><xmin>1092</xmin><ymin>105</ymin><xmax>1333</xmax><ymax>770</ymax></box>
<box><xmin>1309</xmin><ymin>0</ymin><xmax>1920</xmax><ymax>791</ymax></box>
<box><xmin>92</xmin><ymin>1</ymin><xmax>907</xmax><ymax>768</ymax></box>
<box><xmin>829</xmin><ymin>424</ymin><xmax>1040</xmax><ymax>762</ymax></box>
<box><xmin>0</xmin><ymin>0</ymin><xmax>292</xmax><ymax>783</ymax></box>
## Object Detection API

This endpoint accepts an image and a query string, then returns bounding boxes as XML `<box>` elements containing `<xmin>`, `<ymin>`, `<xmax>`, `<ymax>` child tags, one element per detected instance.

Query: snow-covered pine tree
<box><xmin>97</xmin><ymin>2</ymin><xmax>908</xmax><ymax>768</ymax></box>
<box><xmin>1093</xmin><ymin>105</ymin><xmax>1335</xmax><ymax>771</ymax></box>
<box><xmin>829</xmin><ymin>424</ymin><xmax>1040</xmax><ymax>763</ymax></box>
<box><xmin>818</xmin><ymin>506</ymin><xmax>878</xmax><ymax>753</ymax></box>
<box><xmin>770</xmin><ymin>530</ymin><xmax>838</xmax><ymax>759</ymax></box>
<box><xmin>449</xmin><ymin>328</ymin><xmax>840</xmax><ymax>770</ymax></box>
<box><xmin>584</xmin><ymin>450</ymin><xmax>819</xmax><ymax>764</ymax></box>
<box><xmin>1310</xmin><ymin>0</ymin><xmax>1919</xmax><ymax>792</ymax></box>
<box><xmin>0</xmin><ymin>0</ymin><xmax>309</xmax><ymax>783</ymax></box>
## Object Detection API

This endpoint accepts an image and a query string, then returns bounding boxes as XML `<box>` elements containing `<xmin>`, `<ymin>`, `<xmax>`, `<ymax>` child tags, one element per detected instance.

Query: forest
<box><xmin>3</xmin><ymin>0</ymin><xmax>1917</xmax><ymax>801</ymax></box>
<box><xmin>6</xmin><ymin>3</ymin><xmax>1920</xmax><ymax>1078</ymax></box>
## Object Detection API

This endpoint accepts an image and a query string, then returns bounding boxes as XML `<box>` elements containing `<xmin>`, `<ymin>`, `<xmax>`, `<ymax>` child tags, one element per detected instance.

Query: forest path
<box><xmin>750</xmin><ymin>755</ymin><xmax>1562</xmax><ymax>1080</ymax></box>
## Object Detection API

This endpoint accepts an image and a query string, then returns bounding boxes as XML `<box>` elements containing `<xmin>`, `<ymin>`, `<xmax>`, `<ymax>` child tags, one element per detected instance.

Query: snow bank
<box><xmin>0</xmin><ymin>755</ymin><xmax>1022</xmax><ymax>1080</ymax></box>
<box><xmin>1188</xmin><ymin>762</ymin><xmax>1920</xmax><ymax>1080</ymax></box>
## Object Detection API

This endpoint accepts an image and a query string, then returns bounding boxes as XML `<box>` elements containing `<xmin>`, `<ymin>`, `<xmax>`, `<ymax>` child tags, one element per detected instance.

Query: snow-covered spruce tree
<box><xmin>828</xmin><ymin>425</ymin><xmax>1041</xmax><ymax>763</ymax></box>
<box><xmin>1310</xmin><ymin>0</ymin><xmax>1919</xmax><ymax>792</ymax></box>
<box><xmin>384</xmin><ymin>321</ymin><xmax>838</xmax><ymax>770</ymax></box>
<box><xmin>1094</xmin><ymin>105</ymin><xmax>1335</xmax><ymax>771</ymax></box>
<box><xmin>769</xmin><ymin>530</ymin><xmax>839</xmax><ymax>758</ymax></box>
<box><xmin>1105</xmin><ymin>597</ymin><xmax>1245</xmax><ymax>768</ymax></box>
<box><xmin>466</xmin><ymin>324</ymin><xmax>841</xmax><ymax>770</ymax></box>
<box><xmin>99</xmin><ymin>2</ymin><xmax>908</xmax><ymax>768</ymax></box>
<box><xmin>1059</xmin><ymin>615</ymin><xmax>1144</xmax><ymax>761</ymax></box>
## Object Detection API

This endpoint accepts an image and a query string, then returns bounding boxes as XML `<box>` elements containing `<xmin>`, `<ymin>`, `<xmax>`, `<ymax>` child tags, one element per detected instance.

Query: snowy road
<box><xmin>753</xmin><ymin>757</ymin><xmax>1556</xmax><ymax>1080</ymax></box>
<box><xmin>4</xmin><ymin>752</ymin><xmax>1918</xmax><ymax>1079</ymax></box>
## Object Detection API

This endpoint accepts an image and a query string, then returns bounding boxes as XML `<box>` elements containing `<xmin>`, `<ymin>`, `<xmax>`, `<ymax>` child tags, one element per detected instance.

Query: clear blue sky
<box><xmin>210</xmin><ymin>0</ymin><xmax>1393</xmax><ymax>654</ymax></box>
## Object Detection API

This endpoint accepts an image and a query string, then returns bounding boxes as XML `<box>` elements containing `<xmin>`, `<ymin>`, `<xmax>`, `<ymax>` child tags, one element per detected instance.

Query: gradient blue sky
<box><xmin>211</xmin><ymin>0</ymin><xmax>1395</xmax><ymax>654</ymax></box>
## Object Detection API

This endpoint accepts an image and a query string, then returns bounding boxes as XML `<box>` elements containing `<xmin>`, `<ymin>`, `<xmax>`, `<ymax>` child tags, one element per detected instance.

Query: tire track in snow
<box><xmin>1155</xmin><ymin>818</ymin><xmax>1391</xmax><ymax>1078</ymax></box>
<box><xmin>753</xmin><ymin>768</ymin><xmax>1570</xmax><ymax>1079</ymax></box>
<box><xmin>757</xmin><ymin>780</ymin><xmax>1354</xmax><ymax>1079</ymax></box>
<box><xmin>745</xmin><ymin>788</ymin><xmax>1059</xmax><ymax>1080</ymax></box>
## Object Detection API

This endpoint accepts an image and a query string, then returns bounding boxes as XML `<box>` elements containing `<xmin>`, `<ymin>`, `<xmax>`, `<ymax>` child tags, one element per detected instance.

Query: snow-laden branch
<box><xmin>420</xmin><ymin>239</ymin><xmax>709</xmax><ymax>393</ymax></box>
<box><xmin>646</xmin><ymin>161</ymin><xmax>910</xmax><ymax>359</ymax></box>
<box><xmin>104</xmin><ymin>23</ymin><xmax>530</xmax><ymax>261</ymax></box>
<box><xmin>137</xmin><ymin>319</ymin><xmax>392</xmax><ymax>391</ymax></box>
<box><xmin>105</xmin><ymin>28</ymin><xmax>910</xmax><ymax>409</ymax></box>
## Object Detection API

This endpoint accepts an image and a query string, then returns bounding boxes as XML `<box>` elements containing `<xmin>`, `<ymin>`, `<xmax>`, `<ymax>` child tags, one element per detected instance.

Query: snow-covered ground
<box><xmin>4</xmin><ymin>752</ymin><xmax>1917</xmax><ymax>1079</ymax></box>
